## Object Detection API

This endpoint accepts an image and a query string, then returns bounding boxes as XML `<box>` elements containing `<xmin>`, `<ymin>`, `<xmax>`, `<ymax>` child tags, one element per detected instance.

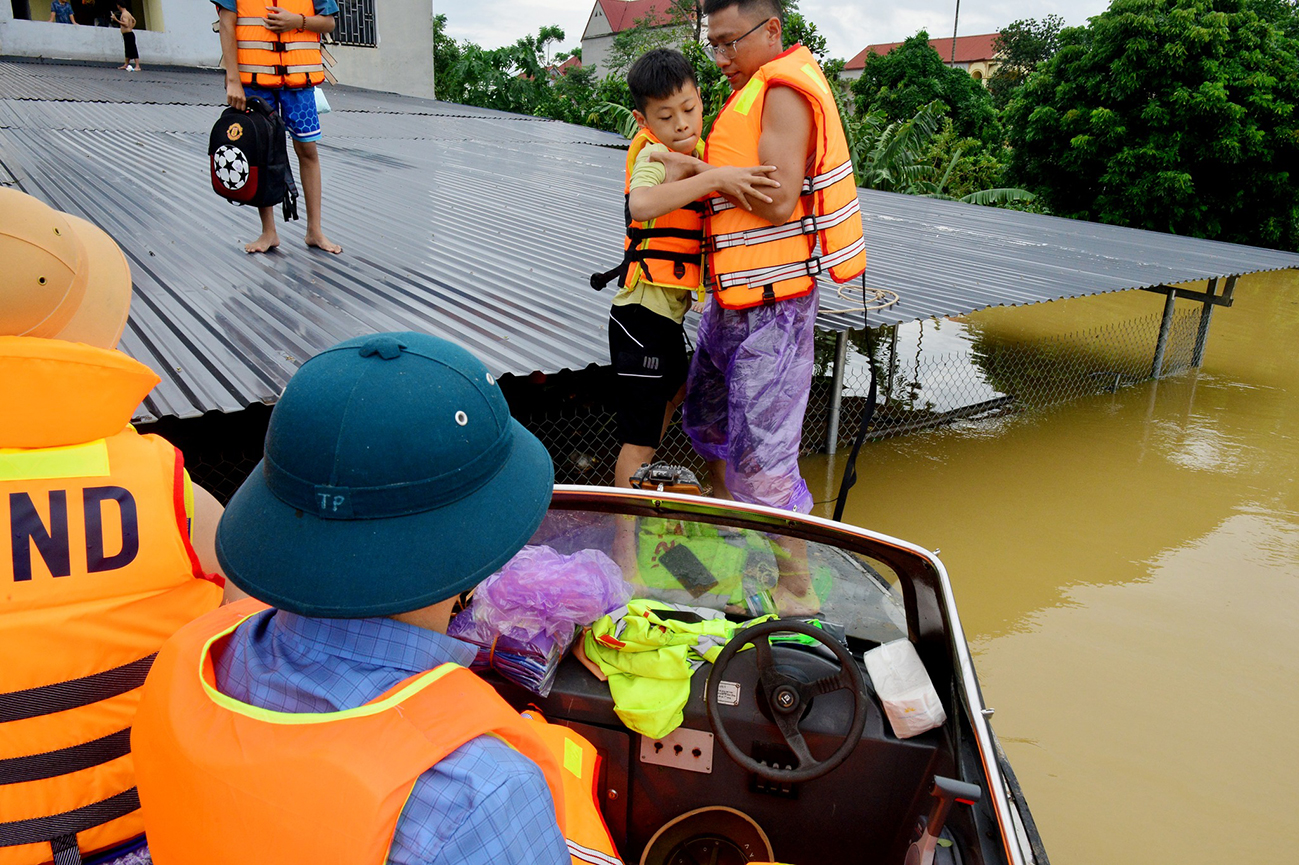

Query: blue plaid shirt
<box><xmin>214</xmin><ymin>608</ymin><xmax>569</xmax><ymax>865</ymax></box>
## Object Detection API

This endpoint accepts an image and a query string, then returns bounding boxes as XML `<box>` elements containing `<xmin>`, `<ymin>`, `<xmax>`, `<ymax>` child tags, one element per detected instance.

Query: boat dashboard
<box><xmin>476</xmin><ymin>488</ymin><xmax>1043</xmax><ymax>865</ymax></box>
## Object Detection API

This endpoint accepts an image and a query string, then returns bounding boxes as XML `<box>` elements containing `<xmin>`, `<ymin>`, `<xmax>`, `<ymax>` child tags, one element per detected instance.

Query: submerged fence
<box><xmin>523</xmin><ymin>306</ymin><xmax>1204</xmax><ymax>488</ymax></box>
<box><xmin>150</xmin><ymin>306</ymin><xmax>1206</xmax><ymax>501</ymax></box>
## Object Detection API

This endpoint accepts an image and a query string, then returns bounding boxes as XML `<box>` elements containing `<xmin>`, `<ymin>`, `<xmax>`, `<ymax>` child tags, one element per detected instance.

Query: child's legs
<box><xmin>292</xmin><ymin>139</ymin><xmax>323</xmax><ymax>233</ymax></box>
<box><xmin>609</xmin><ymin>304</ymin><xmax>688</xmax><ymax>487</ymax></box>
<box><xmin>270</xmin><ymin>87</ymin><xmax>325</xmax><ymax>232</ymax></box>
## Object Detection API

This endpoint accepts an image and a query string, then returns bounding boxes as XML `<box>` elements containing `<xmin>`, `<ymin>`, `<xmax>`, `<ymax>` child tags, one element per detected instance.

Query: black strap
<box><xmin>0</xmin><ymin>729</ymin><xmax>133</xmax><ymax>786</ymax></box>
<box><xmin>627</xmin><ymin>248</ymin><xmax>700</xmax><ymax>266</ymax></box>
<box><xmin>833</xmin><ymin>274</ymin><xmax>879</xmax><ymax>522</ymax></box>
<box><xmin>282</xmin><ymin>164</ymin><xmax>300</xmax><ymax>222</ymax></box>
<box><xmin>0</xmin><ymin>655</ymin><xmax>156</xmax><ymax>723</ymax></box>
<box><xmin>590</xmin><ymin>248</ymin><xmax>699</xmax><ymax>291</ymax></box>
<box><xmin>0</xmin><ymin>788</ymin><xmax>140</xmax><ymax>849</ymax></box>
<box><xmin>627</xmin><ymin>225</ymin><xmax>704</xmax><ymax>243</ymax></box>
<box><xmin>50</xmin><ymin>834</ymin><xmax>81</xmax><ymax>865</ymax></box>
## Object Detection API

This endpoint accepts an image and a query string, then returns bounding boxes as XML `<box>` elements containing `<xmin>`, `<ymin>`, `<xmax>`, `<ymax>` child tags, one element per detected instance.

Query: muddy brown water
<box><xmin>804</xmin><ymin>271</ymin><xmax>1299</xmax><ymax>863</ymax></box>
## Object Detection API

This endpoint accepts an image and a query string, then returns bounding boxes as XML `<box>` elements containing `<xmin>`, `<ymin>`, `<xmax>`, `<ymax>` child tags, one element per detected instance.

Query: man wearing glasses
<box><xmin>671</xmin><ymin>0</ymin><xmax>866</xmax><ymax>515</ymax></box>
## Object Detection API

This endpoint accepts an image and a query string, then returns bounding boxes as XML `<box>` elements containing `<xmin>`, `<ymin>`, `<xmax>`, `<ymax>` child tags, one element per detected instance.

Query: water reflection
<box><xmin>804</xmin><ymin>271</ymin><xmax>1299</xmax><ymax>862</ymax></box>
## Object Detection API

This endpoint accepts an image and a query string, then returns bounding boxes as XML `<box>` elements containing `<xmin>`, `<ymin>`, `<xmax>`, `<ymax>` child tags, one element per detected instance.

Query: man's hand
<box><xmin>264</xmin><ymin>5</ymin><xmax>306</xmax><ymax>32</ymax></box>
<box><xmin>710</xmin><ymin>165</ymin><xmax>779</xmax><ymax>211</ymax></box>
<box><xmin>649</xmin><ymin>149</ymin><xmax>705</xmax><ymax>183</ymax></box>
<box><xmin>226</xmin><ymin>78</ymin><xmax>246</xmax><ymax>111</ymax></box>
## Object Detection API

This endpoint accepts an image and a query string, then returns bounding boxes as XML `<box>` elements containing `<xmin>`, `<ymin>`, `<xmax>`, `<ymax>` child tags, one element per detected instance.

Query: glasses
<box><xmin>708</xmin><ymin>18</ymin><xmax>771</xmax><ymax>60</ymax></box>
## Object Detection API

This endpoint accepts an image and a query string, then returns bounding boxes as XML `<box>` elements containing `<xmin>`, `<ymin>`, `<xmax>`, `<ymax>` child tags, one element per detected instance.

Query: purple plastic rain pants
<box><xmin>683</xmin><ymin>289</ymin><xmax>818</xmax><ymax>513</ymax></box>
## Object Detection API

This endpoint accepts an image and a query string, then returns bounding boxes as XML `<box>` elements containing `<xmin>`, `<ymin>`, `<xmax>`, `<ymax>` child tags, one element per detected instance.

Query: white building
<box><xmin>1</xmin><ymin>0</ymin><xmax>435</xmax><ymax>98</ymax></box>
<box><xmin>580</xmin><ymin>0</ymin><xmax>679</xmax><ymax>78</ymax></box>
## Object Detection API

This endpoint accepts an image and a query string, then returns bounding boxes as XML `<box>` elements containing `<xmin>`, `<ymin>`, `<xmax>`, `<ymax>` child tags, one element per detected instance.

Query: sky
<box><xmin>436</xmin><ymin>0</ymin><xmax>1114</xmax><ymax>64</ymax></box>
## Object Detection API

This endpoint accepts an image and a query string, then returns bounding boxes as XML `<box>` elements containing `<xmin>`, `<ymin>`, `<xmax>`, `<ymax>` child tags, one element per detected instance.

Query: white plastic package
<box><xmin>313</xmin><ymin>86</ymin><xmax>332</xmax><ymax>115</ymax></box>
<box><xmin>864</xmin><ymin>638</ymin><xmax>947</xmax><ymax>739</ymax></box>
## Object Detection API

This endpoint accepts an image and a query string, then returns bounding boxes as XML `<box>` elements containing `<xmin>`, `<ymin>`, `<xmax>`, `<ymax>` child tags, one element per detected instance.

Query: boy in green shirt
<box><xmin>605</xmin><ymin>48</ymin><xmax>779</xmax><ymax>487</ymax></box>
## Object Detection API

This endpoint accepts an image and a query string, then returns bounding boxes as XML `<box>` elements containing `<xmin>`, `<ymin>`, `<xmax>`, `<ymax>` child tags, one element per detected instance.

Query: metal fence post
<box><xmin>825</xmin><ymin>330</ymin><xmax>848</xmax><ymax>455</ymax></box>
<box><xmin>1151</xmin><ymin>289</ymin><xmax>1177</xmax><ymax>379</ymax></box>
<box><xmin>1192</xmin><ymin>276</ymin><xmax>1233</xmax><ymax>367</ymax></box>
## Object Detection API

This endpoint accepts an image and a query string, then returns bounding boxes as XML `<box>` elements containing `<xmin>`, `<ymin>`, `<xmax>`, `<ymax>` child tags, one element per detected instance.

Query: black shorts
<box><xmin>122</xmin><ymin>31</ymin><xmax>138</xmax><ymax>60</ymax></box>
<box><xmin>608</xmin><ymin>303</ymin><xmax>688</xmax><ymax>448</ymax></box>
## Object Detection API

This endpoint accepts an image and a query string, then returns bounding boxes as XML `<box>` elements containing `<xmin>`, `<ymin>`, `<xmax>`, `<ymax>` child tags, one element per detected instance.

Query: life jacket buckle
<box><xmin>805</xmin><ymin>256</ymin><xmax>823</xmax><ymax>277</ymax></box>
<box><xmin>799</xmin><ymin>214</ymin><xmax>819</xmax><ymax>235</ymax></box>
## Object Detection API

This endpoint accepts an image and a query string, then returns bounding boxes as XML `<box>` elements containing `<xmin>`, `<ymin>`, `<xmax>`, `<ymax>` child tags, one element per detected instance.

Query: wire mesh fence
<box><xmin>524</xmin><ymin>305</ymin><xmax>1204</xmax><ymax>488</ymax></box>
<box><xmin>143</xmin><ymin>306</ymin><xmax>1205</xmax><ymax>502</ymax></box>
<box><xmin>805</xmin><ymin>306</ymin><xmax>1202</xmax><ymax>453</ymax></box>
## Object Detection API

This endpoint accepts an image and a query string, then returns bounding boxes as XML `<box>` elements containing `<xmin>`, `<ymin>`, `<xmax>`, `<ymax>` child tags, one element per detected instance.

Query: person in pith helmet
<box><xmin>0</xmin><ymin>188</ymin><xmax>226</xmax><ymax>865</ymax></box>
<box><xmin>131</xmin><ymin>332</ymin><xmax>623</xmax><ymax>865</ymax></box>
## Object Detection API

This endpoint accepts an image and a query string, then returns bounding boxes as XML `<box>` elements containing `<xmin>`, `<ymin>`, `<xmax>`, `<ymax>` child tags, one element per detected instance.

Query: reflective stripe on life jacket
<box><xmin>0</xmin><ymin>337</ymin><xmax>223</xmax><ymax>865</ymax></box>
<box><xmin>133</xmin><ymin>599</ymin><xmax>623</xmax><ymax>865</ymax></box>
<box><xmin>590</xmin><ymin>129</ymin><xmax>705</xmax><ymax>295</ymax></box>
<box><xmin>704</xmin><ymin>45</ymin><xmax>866</xmax><ymax>310</ymax></box>
<box><xmin>234</xmin><ymin>0</ymin><xmax>324</xmax><ymax>89</ymax></box>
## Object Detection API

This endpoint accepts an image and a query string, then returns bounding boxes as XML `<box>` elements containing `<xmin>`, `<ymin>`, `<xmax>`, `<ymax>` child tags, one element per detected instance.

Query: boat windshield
<box><xmin>528</xmin><ymin>505</ymin><xmax>908</xmax><ymax>644</ymax></box>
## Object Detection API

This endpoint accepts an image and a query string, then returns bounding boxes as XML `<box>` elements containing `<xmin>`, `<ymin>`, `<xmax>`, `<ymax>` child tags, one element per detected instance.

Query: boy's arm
<box><xmin>265</xmin><ymin>5</ymin><xmax>336</xmax><ymax>35</ymax></box>
<box><xmin>629</xmin><ymin>162</ymin><xmax>779</xmax><ymax>223</ymax></box>
<box><xmin>215</xmin><ymin>6</ymin><xmax>245</xmax><ymax>110</ymax></box>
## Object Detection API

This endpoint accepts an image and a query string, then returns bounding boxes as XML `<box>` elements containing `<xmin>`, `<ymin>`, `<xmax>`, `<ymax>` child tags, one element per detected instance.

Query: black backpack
<box><xmin>208</xmin><ymin>96</ymin><xmax>299</xmax><ymax>221</ymax></box>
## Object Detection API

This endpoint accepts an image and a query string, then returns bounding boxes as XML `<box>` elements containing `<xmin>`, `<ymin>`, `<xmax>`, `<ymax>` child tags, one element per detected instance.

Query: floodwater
<box><xmin>804</xmin><ymin>271</ymin><xmax>1299</xmax><ymax>863</ymax></box>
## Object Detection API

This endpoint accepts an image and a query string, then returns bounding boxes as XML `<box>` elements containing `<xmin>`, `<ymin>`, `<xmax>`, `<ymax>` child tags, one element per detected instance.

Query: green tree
<box><xmin>433</xmin><ymin>14</ymin><xmax>462</xmax><ymax>101</ymax></box>
<box><xmin>783</xmin><ymin>8</ymin><xmax>828</xmax><ymax>59</ymax></box>
<box><xmin>850</xmin><ymin>31</ymin><xmax>1001</xmax><ymax>144</ymax></box>
<box><xmin>1005</xmin><ymin>0</ymin><xmax>1299</xmax><ymax>248</ymax></box>
<box><xmin>987</xmin><ymin>15</ymin><xmax>1064</xmax><ymax>108</ymax></box>
<box><xmin>851</xmin><ymin>101</ymin><xmax>1034</xmax><ymax>205</ymax></box>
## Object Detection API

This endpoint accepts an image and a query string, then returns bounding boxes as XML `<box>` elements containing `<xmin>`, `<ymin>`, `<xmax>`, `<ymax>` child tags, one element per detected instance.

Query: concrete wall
<box><xmin>1</xmin><ymin>0</ymin><xmax>220</xmax><ymax>66</ymax></box>
<box><xmin>1</xmin><ymin>0</ymin><xmax>435</xmax><ymax>97</ymax></box>
<box><xmin>582</xmin><ymin>33</ymin><xmax>614</xmax><ymax>77</ymax></box>
<box><xmin>328</xmin><ymin>0</ymin><xmax>432</xmax><ymax>98</ymax></box>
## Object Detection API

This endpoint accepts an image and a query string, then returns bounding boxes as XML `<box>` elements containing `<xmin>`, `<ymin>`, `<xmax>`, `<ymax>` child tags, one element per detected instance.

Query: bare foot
<box><xmin>244</xmin><ymin>231</ymin><xmax>280</xmax><ymax>254</ymax></box>
<box><xmin>305</xmin><ymin>231</ymin><xmax>342</xmax><ymax>254</ymax></box>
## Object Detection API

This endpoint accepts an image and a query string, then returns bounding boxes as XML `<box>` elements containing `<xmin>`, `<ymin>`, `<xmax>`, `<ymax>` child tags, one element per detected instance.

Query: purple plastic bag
<box><xmin>447</xmin><ymin>544</ymin><xmax>632</xmax><ymax>695</ymax></box>
<box><xmin>683</xmin><ymin>289</ymin><xmax>818</xmax><ymax>513</ymax></box>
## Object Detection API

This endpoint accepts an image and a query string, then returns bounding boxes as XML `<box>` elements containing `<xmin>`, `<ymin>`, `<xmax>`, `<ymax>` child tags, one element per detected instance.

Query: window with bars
<box><xmin>333</xmin><ymin>0</ymin><xmax>376</xmax><ymax>47</ymax></box>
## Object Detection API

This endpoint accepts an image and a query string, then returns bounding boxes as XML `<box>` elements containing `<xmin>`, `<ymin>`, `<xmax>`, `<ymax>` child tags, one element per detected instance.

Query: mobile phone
<box><xmin>658</xmin><ymin>543</ymin><xmax>718</xmax><ymax>599</ymax></box>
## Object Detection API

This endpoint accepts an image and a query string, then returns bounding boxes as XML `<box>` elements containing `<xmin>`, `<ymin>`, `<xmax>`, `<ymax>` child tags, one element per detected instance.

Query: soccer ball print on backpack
<box><xmin>208</xmin><ymin>96</ymin><xmax>299</xmax><ymax>221</ymax></box>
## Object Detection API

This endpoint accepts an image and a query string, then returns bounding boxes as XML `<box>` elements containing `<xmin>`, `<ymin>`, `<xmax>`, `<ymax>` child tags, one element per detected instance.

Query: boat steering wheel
<box><xmin>705</xmin><ymin>619</ymin><xmax>868</xmax><ymax>783</ymax></box>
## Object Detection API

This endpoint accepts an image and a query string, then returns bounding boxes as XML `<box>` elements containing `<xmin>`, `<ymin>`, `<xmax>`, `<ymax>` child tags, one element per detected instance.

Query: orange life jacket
<box><xmin>0</xmin><ymin>336</ymin><xmax>223</xmax><ymax>865</ymax></box>
<box><xmin>235</xmin><ymin>0</ymin><xmax>325</xmax><ymax>89</ymax></box>
<box><xmin>704</xmin><ymin>45</ymin><xmax>866</xmax><ymax>310</ymax></box>
<box><xmin>590</xmin><ymin>128</ymin><xmax>705</xmax><ymax>295</ymax></box>
<box><xmin>133</xmin><ymin>599</ymin><xmax>623</xmax><ymax>865</ymax></box>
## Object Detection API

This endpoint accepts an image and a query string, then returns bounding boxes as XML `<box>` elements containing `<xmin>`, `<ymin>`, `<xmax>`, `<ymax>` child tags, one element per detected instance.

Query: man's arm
<box><xmin>189</xmin><ymin>483</ymin><xmax>226</xmax><ymax>579</ymax></box>
<box><xmin>215</xmin><ymin>7</ymin><xmax>245</xmax><ymax>110</ymax></box>
<box><xmin>751</xmin><ymin>85</ymin><xmax>815</xmax><ymax>226</ymax></box>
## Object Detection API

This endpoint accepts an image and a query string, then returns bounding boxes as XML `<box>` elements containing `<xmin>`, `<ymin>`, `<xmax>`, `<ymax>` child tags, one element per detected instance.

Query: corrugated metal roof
<box><xmin>3</xmin><ymin>59</ymin><xmax>1297</xmax><ymax>423</ymax></box>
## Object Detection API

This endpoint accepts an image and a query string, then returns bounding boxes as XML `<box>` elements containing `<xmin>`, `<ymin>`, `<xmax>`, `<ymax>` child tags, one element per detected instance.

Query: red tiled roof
<box><xmin>595</xmin><ymin>0</ymin><xmax>676</xmax><ymax>34</ymax></box>
<box><xmin>845</xmin><ymin>33</ymin><xmax>1000</xmax><ymax>69</ymax></box>
<box><xmin>556</xmin><ymin>55</ymin><xmax>582</xmax><ymax>73</ymax></box>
